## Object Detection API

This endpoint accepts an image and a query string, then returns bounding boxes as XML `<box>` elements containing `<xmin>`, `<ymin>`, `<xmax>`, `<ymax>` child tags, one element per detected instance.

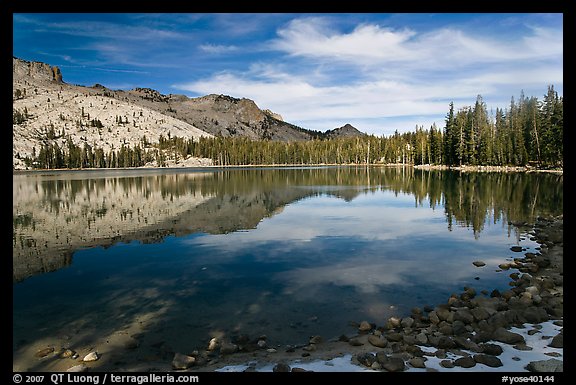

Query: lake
<box><xmin>12</xmin><ymin>166</ymin><xmax>563</xmax><ymax>371</ymax></box>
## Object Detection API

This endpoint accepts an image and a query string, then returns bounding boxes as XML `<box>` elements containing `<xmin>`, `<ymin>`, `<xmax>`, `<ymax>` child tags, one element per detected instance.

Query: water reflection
<box><xmin>13</xmin><ymin>167</ymin><xmax>562</xmax><ymax>283</ymax></box>
<box><xmin>13</xmin><ymin>167</ymin><xmax>563</xmax><ymax>371</ymax></box>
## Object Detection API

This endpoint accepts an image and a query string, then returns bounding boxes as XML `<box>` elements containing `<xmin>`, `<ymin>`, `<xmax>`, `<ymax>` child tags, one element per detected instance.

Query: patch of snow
<box><xmin>215</xmin><ymin>321</ymin><xmax>562</xmax><ymax>372</ymax></box>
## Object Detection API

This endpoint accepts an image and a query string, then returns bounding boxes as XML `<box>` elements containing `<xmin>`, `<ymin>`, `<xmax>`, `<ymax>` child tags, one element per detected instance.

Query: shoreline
<box><xmin>179</xmin><ymin>215</ymin><xmax>564</xmax><ymax>373</ymax></box>
<box><xmin>12</xmin><ymin>162</ymin><xmax>564</xmax><ymax>175</ymax></box>
<box><xmin>26</xmin><ymin>215</ymin><xmax>560</xmax><ymax>373</ymax></box>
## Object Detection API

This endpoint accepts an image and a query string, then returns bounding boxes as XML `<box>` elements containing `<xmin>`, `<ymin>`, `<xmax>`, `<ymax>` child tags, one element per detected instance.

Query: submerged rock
<box><xmin>34</xmin><ymin>347</ymin><xmax>54</xmax><ymax>358</ymax></box>
<box><xmin>172</xmin><ymin>352</ymin><xmax>195</xmax><ymax>369</ymax></box>
<box><xmin>82</xmin><ymin>352</ymin><xmax>99</xmax><ymax>362</ymax></box>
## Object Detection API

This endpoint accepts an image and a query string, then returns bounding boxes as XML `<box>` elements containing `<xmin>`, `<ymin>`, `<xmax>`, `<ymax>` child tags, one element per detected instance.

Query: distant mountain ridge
<box><xmin>12</xmin><ymin>57</ymin><xmax>366</xmax><ymax>169</ymax></box>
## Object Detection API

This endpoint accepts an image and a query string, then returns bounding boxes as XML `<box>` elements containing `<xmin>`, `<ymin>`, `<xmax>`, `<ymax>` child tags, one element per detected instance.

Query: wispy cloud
<box><xmin>198</xmin><ymin>44</ymin><xmax>239</xmax><ymax>54</ymax></box>
<box><xmin>174</xmin><ymin>15</ymin><xmax>562</xmax><ymax>134</ymax></box>
<box><xmin>14</xmin><ymin>13</ymin><xmax>562</xmax><ymax>136</ymax></box>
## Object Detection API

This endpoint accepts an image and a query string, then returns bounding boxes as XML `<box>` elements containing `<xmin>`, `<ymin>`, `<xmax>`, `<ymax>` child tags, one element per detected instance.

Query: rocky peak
<box><xmin>325</xmin><ymin>123</ymin><xmax>366</xmax><ymax>138</ymax></box>
<box><xmin>13</xmin><ymin>57</ymin><xmax>63</xmax><ymax>83</ymax></box>
<box><xmin>263</xmin><ymin>109</ymin><xmax>284</xmax><ymax>122</ymax></box>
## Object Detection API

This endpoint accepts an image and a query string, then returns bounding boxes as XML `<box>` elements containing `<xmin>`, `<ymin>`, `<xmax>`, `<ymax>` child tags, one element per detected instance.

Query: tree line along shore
<box><xmin>15</xmin><ymin>86</ymin><xmax>562</xmax><ymax>171</ymax></box>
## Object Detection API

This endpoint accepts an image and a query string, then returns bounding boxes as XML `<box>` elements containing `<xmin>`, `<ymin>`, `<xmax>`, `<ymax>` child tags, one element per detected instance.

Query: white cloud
<box><xmin>198</xmin><ymin>44</ymin><xmax>238</xmax><ymax>54</ymax></box>
<box><xmin>172</xmin><ymin>15</ymin><xmax>562</xmax><ymax>135</ymax></box>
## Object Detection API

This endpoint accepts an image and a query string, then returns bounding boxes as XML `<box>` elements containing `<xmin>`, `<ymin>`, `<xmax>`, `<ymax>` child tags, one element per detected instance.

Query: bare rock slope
<box><xmin>13</xmin><ymin>57</ymin><xmax>364</xmax><ymax>169</ymax></box>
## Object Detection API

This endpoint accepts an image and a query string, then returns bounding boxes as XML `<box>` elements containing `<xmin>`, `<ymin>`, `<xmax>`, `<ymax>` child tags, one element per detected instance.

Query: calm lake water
<box><xmin>13</xmin><ymin>166</ymin><xmax>563</xmax><ymax>370</ymax></box>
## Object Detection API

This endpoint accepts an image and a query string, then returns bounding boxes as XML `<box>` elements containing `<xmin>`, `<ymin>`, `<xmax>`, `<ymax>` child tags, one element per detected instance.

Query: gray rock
<box><xmin>548</xmin><ymin>333</ymin><xmax>563</xmax><ymax>348</ymax></box>
<box><xmin>471</xmin><ymin>307</ymin><xmax>491</xmax><ymax>321</ymax></box>
<box><xmin>368</xmin><ymin>335</ymin><xmax>388</xmax><ymax>348</ymax></box>
<box><xmin>376</xmin><ymin>353</ymin><xmax>405</xmax><ymax>372</ymax></box>
<box><xmin>473</xmin><ymin>261</ymin><xmax>486</xmax><ymax>267</ymax></box>
<box><xmin>474</xmin><ymin>354</ymin><xmax>503</xmax><ymax>367</ymax></box>
<box><xmin>454</xmin><ymin>356</ymin><xmax>476</xmax><ymax>368</ymax></box>
<box><xmin>479</xmin><ymin>343</ymin><xmax>503</xmax><ymax>356</ymax></box>
<box><xmin>492</xmin><ymin>327</ymin><xmax>525</xmax><ymax>344</ymax></box>
<box><xmin>511</xmin><ymin>246</ymin><xmax>523</xmax><ymax>252</ymax></box>
<box><xmin>415</xmin><ymin>332</ymin><xmax>428</xmax><ymax>344</ymax></box>
<box><xmin>451</xmin><ymin>320</ymin><xmax>468</xmax><ymax>335</ymax></box>
<box><xmin>428</xmin><ymin>311</ymin><xmax>440</xmax><ymax>324</ymax></box>
<box><xmin>440</xmin><ymin>359</ymin><xmax>454</xmax><ymax>368</ymax></box>
<box><xmin>435</xmin><ymin>306</ymin><xmax>452</xmax><ymax>321</ymax></box>
<box><xmin>453</xmin><ymin>336</ymin><xmax>480</xmax><ymax>351</ymax></box>
<box><xmin>401</xmin><ymin>317</ymin><xmax>414</xmax><ymax>328</ymax></box>
<box><xmin>526</xmin><ymin>358</ymin><xmax>563</xmax><ymax>372</ymax></box>
<box><xmin>409</xmin><ymin>357</ymin><xmax>426</xmax><ymax>368</ymax></box>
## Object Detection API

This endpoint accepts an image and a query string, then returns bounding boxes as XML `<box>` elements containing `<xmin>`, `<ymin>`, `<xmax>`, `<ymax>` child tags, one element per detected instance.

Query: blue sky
<box><xmin>13</xmin><ymin>13</ymin><xmax>563</xmax><ymax>136</ymax></box>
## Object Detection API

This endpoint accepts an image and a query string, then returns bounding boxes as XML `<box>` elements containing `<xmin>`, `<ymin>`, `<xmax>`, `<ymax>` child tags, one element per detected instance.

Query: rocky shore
<box><xmin>191</xmin><ymin>215</ymin><xmax>563</xmax><ymax>373</ymax></box>
<box><xmin>25</xmin><ymin>215</ymin><xmax>563</xmax><ymax>373</ymax></box>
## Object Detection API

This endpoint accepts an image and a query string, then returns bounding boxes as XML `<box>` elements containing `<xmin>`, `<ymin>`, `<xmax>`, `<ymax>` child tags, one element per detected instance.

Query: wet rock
<box><xmin>172</xmin><ymin>352</ymin><xmax>195</xmax><ymax>369</ymax></box>
<box><xmin>368</xmin><ymin>335</ymin><xmax>388</xmax><ymax>348</ymax></box>
<box><xmin>35</xmin><ymin>347</ymin><xmax>54</xmax><ymax>358</ymax></box>
<box><xmin>273</xmin><ymin>362</ymin><xmax>291</xmax><ymax>372</ymax></box>
<box><xmin>83</xmin><ymin>352</ymin><xmax>99</xmax><ymax>362</ymax></box>
<box><xmin>207</xmin><ymin>337</ymin><xmax>219</xmax><ymax>351</ymax></box>
<box><xmin>474</xmin><ymin>354</ymin><xmax>503</xmax><ymax>367</ymax></box>
<box><xmin>510</xmin><ymin>246</ymin><xmax>523</xmax><ymax>252</ymax></box>
<box><xmin>257</xmin><ymin>339</ymin><xmax>267</xmax><ymax>349</ymax></box>
<box><xmin>472</xmin><ymin>261</ymin><xmax>486</xmax><ymax>267</ymax></box>
<box><xmin>386</xmin><ymin>317</ymin><xmax>401</xmax><ymax>329</ymax></box>
<box><xmin>59</xmin><ymin>349</ymin><xmax>76</xmax><ymax>359</ymax></box>
<box><xmin>526</xmin><ymin>358</ymin><xmax>563</xmax><ymax>372</ymax></box>
<box><xmin>358</xmin><ymin>321</ymin><xmax>372</xmax><ymax>332</ymax></box>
